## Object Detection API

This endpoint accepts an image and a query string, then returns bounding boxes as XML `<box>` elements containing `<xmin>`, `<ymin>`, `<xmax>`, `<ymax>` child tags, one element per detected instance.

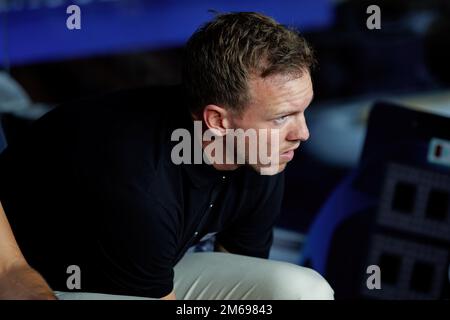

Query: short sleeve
<box><xmin>216</xmin><ymin>172</ymin><xmax>285</xmax><ymax>259</ymax></box>
<box><xmin>91</xmin><ymin>177</ymin><xmax>179</xmax><ymax>298</ymax></box>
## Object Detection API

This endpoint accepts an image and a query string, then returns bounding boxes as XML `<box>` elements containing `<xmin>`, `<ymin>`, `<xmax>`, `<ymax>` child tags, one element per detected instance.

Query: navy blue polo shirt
<box><xmin>0</xmin><ymin>85</ymin><xmax>285</xmax><ymax>298</ymax></box>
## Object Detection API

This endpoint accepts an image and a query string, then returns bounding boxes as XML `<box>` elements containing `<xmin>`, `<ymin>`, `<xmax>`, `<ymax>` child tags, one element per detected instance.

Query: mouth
<box><xmin>280</xmin><ymin>145</ymin><xmax>300</xmax><ymax>161</ymax></box>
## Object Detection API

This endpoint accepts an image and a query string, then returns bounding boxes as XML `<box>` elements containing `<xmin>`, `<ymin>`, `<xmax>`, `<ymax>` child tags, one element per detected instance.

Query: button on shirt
<box><xmin>0</xmin><ymin>85</ymin><xmax>285</xmax><ymax>298</ymax></box>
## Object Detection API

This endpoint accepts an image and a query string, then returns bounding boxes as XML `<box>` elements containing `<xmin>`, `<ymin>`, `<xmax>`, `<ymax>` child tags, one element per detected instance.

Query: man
<box><xmin>0</xmin><ymin>12</ymin><xmax>333</xmax><ymax>299</ymax></box>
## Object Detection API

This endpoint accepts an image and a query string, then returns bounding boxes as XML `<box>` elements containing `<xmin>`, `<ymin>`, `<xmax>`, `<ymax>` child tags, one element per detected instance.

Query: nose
<box><xmin>287</xmin><ymin>114</ymin><xmax>310</xmax><ymax>142</ymax></box>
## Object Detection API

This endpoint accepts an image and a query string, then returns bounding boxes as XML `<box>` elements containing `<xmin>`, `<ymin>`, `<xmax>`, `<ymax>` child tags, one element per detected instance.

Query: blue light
<box><xmin>0</xmin><ymin>0</ymin><xmax>333</xmax><ymax>66</ymax></box>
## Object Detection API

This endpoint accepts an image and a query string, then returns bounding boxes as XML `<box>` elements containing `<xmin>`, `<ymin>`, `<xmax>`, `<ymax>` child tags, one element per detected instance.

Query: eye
<box><xmin>273</xmin><ymin>115</ymin><xmax>289</xmax><ymax>125</ymax></box>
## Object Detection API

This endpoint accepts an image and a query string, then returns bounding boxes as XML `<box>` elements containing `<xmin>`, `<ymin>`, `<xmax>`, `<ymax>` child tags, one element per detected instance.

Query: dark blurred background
<box><xmin>1</xmin><ymin>0</ymin><xmax>450</xmax><ymax>299</ymax></box>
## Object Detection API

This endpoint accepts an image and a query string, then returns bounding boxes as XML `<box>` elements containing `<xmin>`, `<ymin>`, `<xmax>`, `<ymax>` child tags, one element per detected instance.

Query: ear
<box><xmin>202</xmin><ymin>104</ymin><xmax>231</xmax><ymax>136</ymax></box>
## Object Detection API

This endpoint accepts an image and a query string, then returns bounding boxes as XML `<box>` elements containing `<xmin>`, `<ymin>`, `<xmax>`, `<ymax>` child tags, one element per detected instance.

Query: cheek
<box><xmin>273</xmin><ymin>126</ymin><xmax>289</xmax><ymax>145</ymax></box>
<box><xmin>260</xmin><ymin>128</ymin><xmax>285</xmax><ymax>154</ymax></box>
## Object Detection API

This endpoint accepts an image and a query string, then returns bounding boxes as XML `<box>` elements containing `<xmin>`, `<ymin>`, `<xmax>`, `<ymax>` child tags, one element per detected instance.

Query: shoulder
<box><xmin>36</xmin><ymin>84</ymin><xmax>183</xmax><ymax>133</ymax></box>
<box><xmin>1</xmin><ymin>85</ymin><xmax>187</xmax><ymax>184</ymax></box>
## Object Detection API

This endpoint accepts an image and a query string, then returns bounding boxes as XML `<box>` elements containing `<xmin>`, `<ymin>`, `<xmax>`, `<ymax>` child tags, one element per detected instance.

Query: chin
<box><xmin>251</xmin><ymin>162</ymin><xmax>287</xmax><ymax>176</ymax></box>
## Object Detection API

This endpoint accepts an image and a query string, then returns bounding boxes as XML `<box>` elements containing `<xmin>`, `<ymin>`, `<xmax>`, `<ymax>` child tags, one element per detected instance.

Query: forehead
<box><xmin>247</xmin><ymin>73</ymin><xmax>313</xmax><ymax>114</ymax></box>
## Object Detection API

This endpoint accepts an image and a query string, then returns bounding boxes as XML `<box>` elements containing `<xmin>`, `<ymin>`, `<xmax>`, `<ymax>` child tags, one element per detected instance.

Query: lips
<box><xmin>281</xmin><ymin>144</ymin><xmax>300</xmax><ymax>154</ymax></box>
<box><xmin>279</xmin><ymin>145</ymin><xmax>299</xmax><ymax>162</ymax></box>
<box><xmin>280</xmin><ymin>150</ymin><xmax>296</xmax><ymax>161</ymax></box>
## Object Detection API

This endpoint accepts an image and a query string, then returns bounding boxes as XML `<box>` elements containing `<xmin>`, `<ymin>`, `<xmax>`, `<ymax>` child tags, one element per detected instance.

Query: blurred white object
<box><xmin>0</xmin><ymin>71</ymin><xmax>50</xmax><ymax>120</ymax></box>
<box><xmin>55</xmin><ymin>291</ymin><xmax>153</xmax><ymax>300</ymax></box>
<box><xmin>306</xmin><ymin>90</ymin><xmax>450</xmax><ymax>168</ymax></box>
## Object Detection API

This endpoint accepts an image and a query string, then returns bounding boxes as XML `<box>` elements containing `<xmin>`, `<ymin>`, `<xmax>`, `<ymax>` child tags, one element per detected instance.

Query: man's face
<box><xmin>228</xmin><ymin>72</ymin><xmax>313</xmax><ymax>174</ymax></box>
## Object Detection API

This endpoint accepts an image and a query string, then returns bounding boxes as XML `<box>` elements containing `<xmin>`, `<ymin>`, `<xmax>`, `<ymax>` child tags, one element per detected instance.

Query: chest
<box><xmin>175</xmin><ymin>176</ymin><xmax>254</xmax><ymax>260</ymax></box>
